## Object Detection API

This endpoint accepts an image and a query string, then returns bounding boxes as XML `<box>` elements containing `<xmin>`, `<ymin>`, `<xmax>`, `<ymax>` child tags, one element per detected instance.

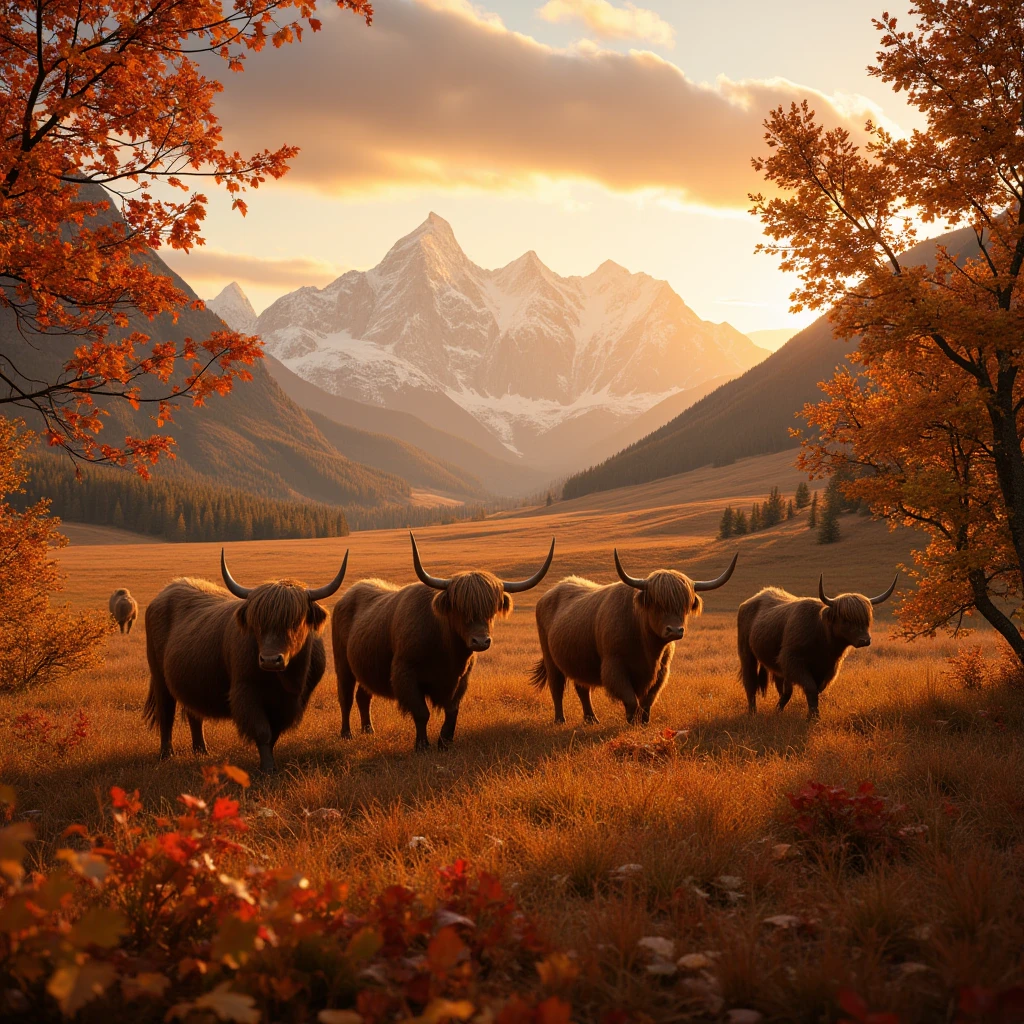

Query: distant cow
<box><xmin>109</xmin><ymin>588</ymin><xmax>138</xmax><ymax>634</ymax></box>
<box><xmin>737</xmin><ymin>574</ymin><xmax>898</xmax><ymax>719</ymax></box>
<box><xmin>532</xmin><ymin>550</ymin><xmax>738</xmax><ymax>725</ymax></box>
<box><xmin>332</xmin><ymin>533</ymin><xmax>554</xmax><ymax>751</ymax></box>
<box><xmin>143</xmin><ymin>549</ymin><xmax>348</xmax><ymax>773</ymax></box>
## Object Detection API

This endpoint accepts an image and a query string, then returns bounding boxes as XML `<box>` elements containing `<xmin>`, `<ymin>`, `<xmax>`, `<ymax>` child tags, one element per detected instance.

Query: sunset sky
<box><xmin>164</xmin><ymin>0</ymin><xmax>919</xmax><ymax>334</ymax></box>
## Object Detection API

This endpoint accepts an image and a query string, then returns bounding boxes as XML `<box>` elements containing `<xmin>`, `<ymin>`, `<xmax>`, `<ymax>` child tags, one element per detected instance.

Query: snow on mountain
<box><xmin>207</xmin><ymin>282</ymin><xmax>257</xmax><ymax>333</ymax></box>
<box><xmin>255</xmin><ymin>215</ymin><xmax>768</xmax><ymax>468</ymax></box>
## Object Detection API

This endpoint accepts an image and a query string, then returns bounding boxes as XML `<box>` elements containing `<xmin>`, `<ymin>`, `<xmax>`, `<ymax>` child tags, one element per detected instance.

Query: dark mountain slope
<box><xmin>304</xmin><ymin>409</ymin><xmax>486</xmax><ymax>498</ymax></box>
<box><xmin>562</xmin><ymin>224</ymin><xmax>982</xmax><ymax>500</ymax></box>
<box><xmin>0</xmin><ymin>188</ymin><xmax>412</xmax><ymax>508</ymax></box>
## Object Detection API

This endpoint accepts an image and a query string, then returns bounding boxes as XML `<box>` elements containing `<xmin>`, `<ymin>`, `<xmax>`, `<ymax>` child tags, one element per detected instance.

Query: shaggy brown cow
<box><xmin>332</xmin><ymin>533</ymin><xmax>554</xmax><ymax>751</ymax></box>
<box><xmin>737</xmin><ymin>574</ymin><xmax>898</xmax><ymax>719</ymax></box>
<box><xmin>143</xmin><ymin>549</ymin><xmax>348</xmax><ymax>772</ymax></box>
<box><xmin>109</xmin><ymin>588</ymin><xmax>137</xmax><ymax>634</ymax></box>
<box><xmin>531</xmin><ymin>550</ymin><xmax>738</xmax><ymax>725</ymax></box>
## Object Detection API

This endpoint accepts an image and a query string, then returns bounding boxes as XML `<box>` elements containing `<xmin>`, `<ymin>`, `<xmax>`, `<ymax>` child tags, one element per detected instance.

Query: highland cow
<box><xmin>143</xmin><ymin>549</ymin><xmax>348</xmax><ymax>773</ymax></box>
<box><xmin>332</xmin><ymin>533</ymin><xmax>554</xmax><ymax>751</ymax></box>
<box><xmin>737</xmin><ymin>574</ymin><xmax>898</xmax><ymax>719</ymax></box>
<box><xmin>109</xmin><ymin>588</ymin><xmax>138</xmax><ymax>634</ymax></box>
<box><xmin>531</xmin><ymin>550</ymin><xmax>738</xmax><ymax>725</ymax></box>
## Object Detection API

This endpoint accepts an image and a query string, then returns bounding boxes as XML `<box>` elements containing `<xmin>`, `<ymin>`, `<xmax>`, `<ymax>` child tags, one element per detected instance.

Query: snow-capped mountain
<box><xmin>207</xmin><ymin>281</ymin><xmax>257</xmax><ymax>333</ymax></box>
<box><xmin>255</xmin><ymin>215</ymin><xmax>768</xmax><ymax>469</ymax></box>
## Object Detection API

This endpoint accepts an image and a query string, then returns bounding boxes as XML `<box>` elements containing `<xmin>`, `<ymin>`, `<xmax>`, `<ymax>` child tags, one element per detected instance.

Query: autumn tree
<box><xmin>0</xmin><ymin>420</ymin><xmax>107</xmax><ymax>690</ymax></box>
<box><xmin>751</xmin><ymin>0</ymin><xmax>1024</xmax><ymax>660</ymax></box>
<box><xmin>0</xmin><ymin>0</ymin><xmax>372</xmax><ymax>474</ymax></box>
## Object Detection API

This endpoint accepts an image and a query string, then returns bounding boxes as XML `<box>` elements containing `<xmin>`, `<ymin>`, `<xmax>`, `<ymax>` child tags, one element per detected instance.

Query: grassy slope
<box><xmin>6</xmin><ymin>451</ymin><xmax>1022</xmax><ymax>1021</ymax></box>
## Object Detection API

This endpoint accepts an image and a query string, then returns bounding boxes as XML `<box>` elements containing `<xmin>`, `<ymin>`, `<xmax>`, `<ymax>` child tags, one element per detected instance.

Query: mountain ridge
<box><xmin>253</xmin><ymin>214</ymin><xmax>769</xmax><ymax>471</ymax></box>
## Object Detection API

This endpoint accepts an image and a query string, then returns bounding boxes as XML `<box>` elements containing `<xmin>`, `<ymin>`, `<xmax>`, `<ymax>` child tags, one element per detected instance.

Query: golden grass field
<box><xmin>6</xmin><ymin>451</ymin><xmax>1024</xmax><ymax>1022</ymax></box>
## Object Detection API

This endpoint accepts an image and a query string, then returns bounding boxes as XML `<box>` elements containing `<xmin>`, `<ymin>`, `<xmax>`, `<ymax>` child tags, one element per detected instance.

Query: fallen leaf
<box><xmin>677</xmin><ymin>953</ymin><xmax>713</xmax><ymax>971</ymax></box>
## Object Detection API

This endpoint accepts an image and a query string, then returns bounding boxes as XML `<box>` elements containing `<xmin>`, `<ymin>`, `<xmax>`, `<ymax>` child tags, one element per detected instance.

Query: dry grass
<box><xmin>6</xmin><ymin>454</ymin><xmax>1024</xmax><ymax>1021</ymax></box>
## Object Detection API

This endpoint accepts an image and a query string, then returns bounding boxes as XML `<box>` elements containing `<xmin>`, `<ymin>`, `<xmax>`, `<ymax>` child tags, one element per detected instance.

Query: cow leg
<box><xmin>639</xmin><ymin>648</ymin><xmax>673</xmax><ymax>725</ymax></box>
<box><xmin>392</xmin><ymin>661</ymin><xmax>431</xmax><ymax>751</ymax></box>
<box><xmin>232</xmin><ymin>698</ymin><xmax>279</xmax><ymax>773</ymax></box>
<box><xmin>355</xmin><ymin>687</ymin><xmax>374</xmax><ymax>734</ymax></box>
<box><xmin>186</xmin><ymin>713</ymin><xmax>209</xmax><ymax>755</ymax></box>
<box><xmin>790</xmin><ymin>674</ymin><xmax>820</xmax><ymax>720</ymax></box>
<box><xmin>601</xmin><ymin>660</ymin><xmax>640</xmax><ymax>724</ymax></box>
<box><xmin>119</xmin><ymin>621</ymin><xmax>125</xmax><ymax>634</ymax></box>
<box><xmin>774</xmin><ymin>676</ymin><xmax>793</xmax><ymax>713</ymax></box>
<box><xmin>438</xmin><ymin>671</ymin><xmax>470</xmax><ymax>751</ymax></box>
<box><xmin>126</xmin><ymin>619</ymin><xmax>134</xmax><ymax>635</ymax></box>
<box><xmin>338</xmin><ymin>659</ymin><xmax>357</xmax><ymax>739</ymax></box>
<box><xmin>548</xmin><ymin>670</ymin><xmax>567</xmax><ymax>724</ymax></box>
<box><xmin>146</xmin><ymin>675</ymin><xmax>176</xmax><ymax>760</ymax></box>
<box><xmin>575</xmin><ymin>684</ymin><xmax>600</xmax><ymax>725</ymax></box>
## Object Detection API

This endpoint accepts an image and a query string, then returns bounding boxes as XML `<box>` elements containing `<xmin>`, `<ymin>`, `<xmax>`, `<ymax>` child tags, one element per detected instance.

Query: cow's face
<box><xmin>823</xmin><ymin>594</ymin><xmax>873</xmax><ymax>649</ymax></box>
<box><xmin>433</xmin><ymin>571</ymin><xmax>511</xmax><ymax>653</ymax></box>
<box><xmin>236</xmin><ymin>581</ymin><xmax>328</xmax><ymax>672</ymax></box>
<box><xmin>635</xmin><ymin>570</ymin><xmax>702</xmax><ymax>643</ymax></box>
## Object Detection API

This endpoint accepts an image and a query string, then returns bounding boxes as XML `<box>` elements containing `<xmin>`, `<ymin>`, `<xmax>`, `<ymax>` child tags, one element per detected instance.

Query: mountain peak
<box><xmin>207</xmin><ymin>281</ymin><xmax>257</xmax><ymax>332</ymax></box>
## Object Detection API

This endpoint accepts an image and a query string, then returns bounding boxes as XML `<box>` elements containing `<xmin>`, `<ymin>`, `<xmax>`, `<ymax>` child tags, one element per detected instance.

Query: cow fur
<box><xmin>737</xmin><ymin>587</ymin><xmax>875</xmax><ymax>719</ymax></box>
<box><xmin>531</xmin><ymin>571</ymin><xmax>702</xmax><ymax>725</ymax></box>
<box><xmin>143</xmin><ymin>577</ymin><xmax>327</xmax><ymax>772</ymax></box>
<box><xmin>332</xmin><ymin>573</ymin><xmax>511</xmax><ymax>751</ymax></box>
<box><xmin>109</xmin><ymin>588</ymin><xmax>138</xmax><ymax>634</ymax></box>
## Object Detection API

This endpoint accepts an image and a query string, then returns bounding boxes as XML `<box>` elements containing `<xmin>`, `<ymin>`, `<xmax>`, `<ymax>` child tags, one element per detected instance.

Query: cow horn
<box><xmin>306</xmin><ymin>550</ymin><xmax>349</xmax><ymax>602</ymax></box>
<box><xmin>818</xmin><ymin>574</ymin><xmax>836</xmax><ymax>608</ymax></box>
<box><xmin>221</xmin><ymin>548</ymin><xmax>252</xmax><ymax>600</ymax></box>
<box><xmin>501</xmin><ymin>538</ymin><xmax>556</xmax><ymax>593</ymax></box>
<box><xmin>869</xmin><ymin>573</ymin><xmax>899</xmax><ymax>605</ymax></box>
<box><xmin>692</xmin><ymin>553</ymin><xmax>739</xmax><ymax>592</ymax></box>
<box><xmin>614</xmin><ymin>549</ymin><xmax>648</xmax><ymax>590</ymax></box>
<box><xmin>410</xmin><ymin>532</ymin><xmax>450</xmax><ymax>590</ymax></box>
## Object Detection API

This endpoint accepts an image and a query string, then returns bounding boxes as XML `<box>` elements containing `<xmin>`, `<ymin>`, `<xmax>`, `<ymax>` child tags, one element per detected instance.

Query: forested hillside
<box><xmin>22</xmin><ymin>457</ymin><xmax>349</xmax><ymax>543</ymax></box>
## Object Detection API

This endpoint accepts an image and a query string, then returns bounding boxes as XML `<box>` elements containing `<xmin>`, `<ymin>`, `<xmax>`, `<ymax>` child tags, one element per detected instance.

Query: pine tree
<box><xmin>808</xmin><ymin>492</ymin><xmax>818</xmax><ymax>529</ymax></box>
<box><xmin>763</xmin><ymin>486</ymin><xmax>784</xmax><ymax>527</ymax></box>
<box><xmin>795</xmin><ymin>481</ymin><xmax>811</xmax><ymax>509</ymax></box>
<box><xmin>733</xmin><ymin>510</ymin><xmax>748</xmax><ymax>535</ymax></box>
<box><xmin>817</xmin><ymin>479</ymin><xmax>841</xmax><ymax>545</ymax></box>
<box><xmin>787</xmin><ymin>499</ymin><xmax>795</xmax><ymax>520</ymax></box>
<box><xmin>718</xmin><ymin>506</ymin><xmax>735</xmax><ymax>539</ymax></box>
<box><xmin>749</xmin><ymin>503</ymin><xmax>763</xmax><ymax>531</ymax></box>
<box><xmin>545</xmin><ymin>492</ymin><xmax>554</xmax><ymax>507</ymax></box>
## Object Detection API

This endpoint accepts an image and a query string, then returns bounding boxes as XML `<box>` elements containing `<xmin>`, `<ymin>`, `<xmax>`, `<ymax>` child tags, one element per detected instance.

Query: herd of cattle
<box><xmin>109</xmin><ymin>534</ymin><xmax>898</xmax><ymax>773</ymax></box>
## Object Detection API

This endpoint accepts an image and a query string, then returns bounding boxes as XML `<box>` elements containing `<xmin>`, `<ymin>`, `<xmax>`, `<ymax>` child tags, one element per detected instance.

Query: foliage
<box><xmin>733</xmin><ymin>509</ymin><xmax>748</xmax><ymax>535</ymax></box>
<box><xmin>0</xmin><ymin>419</ymin><xmax>106</xmax><ymax>691</ymax></box>
<box><xmin>0</xmin><ymin>0</ymin><xmax>372</xmax><ymax>472</ymax></box>
<box><xmin>718</xmin><ymin>506</ymin><xmax>735</xmax><ymax>539</ymax></box>
<box><xmin>12</xmin><ymin>710</ymin><xmax>89</xmax><ymax>762</ymax></box>
<box><xmin>0</xmin><ymin>769</ymin><xmax>572</xmax><ymax>1022</ymax></box>
<box><xmin>21</xmin><ymin>453</ymin><xmax>349</xmax><ymax>542</ymax></box>
<box><xmin>786</xmin><ymin>781</ymin><xmax>919</xmax><ymax>867</ymax></box>
<box><xmin>808</xmin><ymin>491</ymin><xmax>818</xmax><ymax>529</ymax></box>
<box><xmin>795</xmin><ymin>481</ymin><xmax>811</xmax><ymax>509</ymax></box>
<box><xmin>749</xmin><ymin>502</ymin><xmax>763</xmax><ymax>532</ymax></box>
<box><xmin>817</xmin><ymin>478</ymin><xmax>842</xmax><ymax>545</ymax></box>
<box><xmin>604</xmin><ymin>728</ymin><xmax>688</xmax><ymax>764</ymax></box>
<box><xmin>750</xmin><ymin>0</ymin><xmax>1024</xmax><ymax>663</ymax></box>
<box><xmin>762</xmin><ymin>486</ymin><xmax>785</xmax><ymax>527</ymax></box>
<box><xmin>944</xmin><ymin>644</ymin><xmax>990</xmax><ymax>691</ymax></box>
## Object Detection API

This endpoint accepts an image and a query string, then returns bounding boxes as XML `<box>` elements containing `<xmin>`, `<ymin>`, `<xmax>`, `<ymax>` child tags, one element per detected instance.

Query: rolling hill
<box><xmin>563</xmin><ymin>224</ymin><xmax>983</xmax><ymax>500</ymax></box>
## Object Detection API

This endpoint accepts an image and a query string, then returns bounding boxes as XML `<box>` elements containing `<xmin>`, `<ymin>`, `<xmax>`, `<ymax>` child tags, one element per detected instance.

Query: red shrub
<box><xmin>785</xmin><ymin>781</ymin><xmax>920</xmax><ymax>865</ymax></box>
<box><xmin>12</xmin><ymin>708</ymin><xmax>89</xmax><ymax>759</ymax></box>
<box><xmin>0</xmin><ymin>767</ymin><xmax>571</xmax><ymax>1022</ymax></box>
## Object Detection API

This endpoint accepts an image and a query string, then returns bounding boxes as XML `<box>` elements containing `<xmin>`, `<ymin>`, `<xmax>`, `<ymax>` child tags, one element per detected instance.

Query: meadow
<box><xmin>4</xmin><ymin>452</ymin><xmax>1023</xmax><ymax>1023</ymax></box>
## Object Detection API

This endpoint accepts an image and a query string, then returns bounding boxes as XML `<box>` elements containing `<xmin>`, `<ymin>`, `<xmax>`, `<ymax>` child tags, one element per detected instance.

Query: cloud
<box><xmin>212</xmin><ymin>0</ymin><xmax>891</xmax><ymax>210</ymax></box>
<box><xmin>161</xmin><ymin>249</ymin><xmax>341</xmax><ymax>290</ymax></box>
<box><xmin>537</xmin><ymin>0</ymin><xmax>675</xmax><ymax>48</ymax></box>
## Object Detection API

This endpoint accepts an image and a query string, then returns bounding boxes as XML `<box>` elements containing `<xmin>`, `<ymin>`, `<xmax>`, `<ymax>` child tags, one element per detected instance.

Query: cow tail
<box><xmin>529</xmin><ymin>658</ymin><xmax>548</xmax><ymax>690</ymax></box>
